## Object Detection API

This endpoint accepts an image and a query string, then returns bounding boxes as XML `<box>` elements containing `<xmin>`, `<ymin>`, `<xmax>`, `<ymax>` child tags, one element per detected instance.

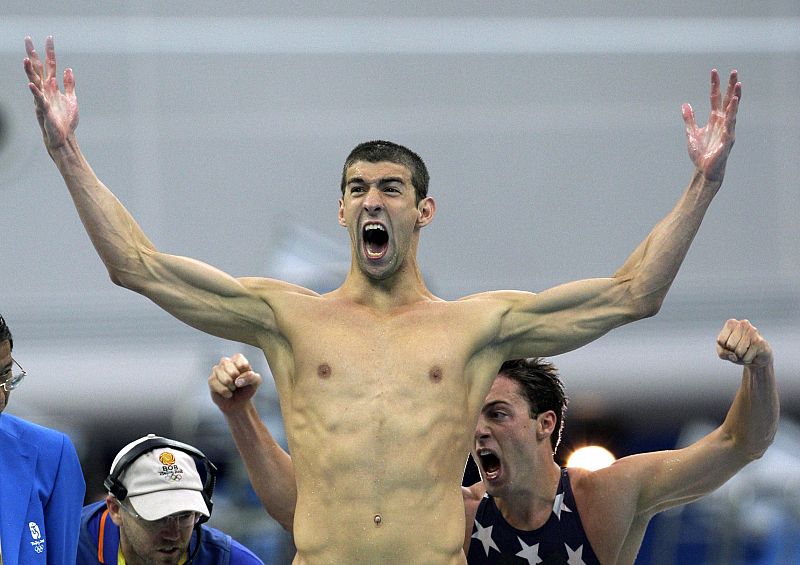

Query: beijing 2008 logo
<box><xmin>159</xmin><ymin>451</ymin><xmax>176</xmax><ymax>465</ymax></box>
<box><xmin>29</xmin><ymin>522</ymin><xmax>45</xmax><ymax>553</ymax></box>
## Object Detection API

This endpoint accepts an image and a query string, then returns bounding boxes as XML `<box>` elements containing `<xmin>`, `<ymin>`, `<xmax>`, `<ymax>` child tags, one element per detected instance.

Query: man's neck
<box><xmin>338</xmin><ymin>263</ymin><xmax>434</xmax><ymax>310</ymax></box>
<box><xmin>494</xmin><ymin>460</ymin><xmax>562</xmax><ymax>531</ymax></box>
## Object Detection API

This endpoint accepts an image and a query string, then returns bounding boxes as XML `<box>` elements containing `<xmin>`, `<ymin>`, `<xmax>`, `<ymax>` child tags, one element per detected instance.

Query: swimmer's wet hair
<box><xmin>341</xmin><ymin>140</ymin><xmax>429</xmax><ymax>203</ymax></box>
<box><xmin>499</xmin><ymin>358</ymin><xmax>568</xmax><ymax>454</ymax></box>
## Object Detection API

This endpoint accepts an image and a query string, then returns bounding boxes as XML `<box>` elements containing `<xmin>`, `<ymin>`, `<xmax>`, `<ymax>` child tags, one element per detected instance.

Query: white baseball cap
<box><xmin>110</xmin><ymin>434</ymin><xmax>210</xmax><ymax>521</ymax></box>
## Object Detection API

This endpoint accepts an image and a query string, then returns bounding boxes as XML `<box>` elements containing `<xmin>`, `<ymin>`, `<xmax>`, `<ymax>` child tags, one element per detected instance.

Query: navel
<box><xmin>374</xmin><ymin>514</ymin><xmax>382</xmax><ymax>527</ymax></box>
<box><xmin>317</xmin><ymin>363</ymin><xmax>332</xmax><ymax>379</ymax></box>
<box><xmin>429</xmin><ymin>366</ymin><xmax>443</xmax><ymax>383</ymax></box>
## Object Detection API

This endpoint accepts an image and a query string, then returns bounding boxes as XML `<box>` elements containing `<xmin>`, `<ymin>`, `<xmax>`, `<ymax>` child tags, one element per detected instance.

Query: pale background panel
<box><xmin>0</xmin><ymin>3</ymin><xmax>798</xmax><ymax>561</ymax></box>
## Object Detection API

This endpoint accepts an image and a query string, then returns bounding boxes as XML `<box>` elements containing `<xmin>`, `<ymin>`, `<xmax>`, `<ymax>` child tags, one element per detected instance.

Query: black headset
<box><xmin>104</xmin><ymin>435</ymin><xmax>217</xmax><ymax>525</ymax></box>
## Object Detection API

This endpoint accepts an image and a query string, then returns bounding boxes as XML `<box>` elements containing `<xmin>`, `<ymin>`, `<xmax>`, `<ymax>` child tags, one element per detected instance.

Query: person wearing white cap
<box><xmin>77</xmin><ymin>434</ymin><xmax>263</xmax><ymax>565</ymax></box>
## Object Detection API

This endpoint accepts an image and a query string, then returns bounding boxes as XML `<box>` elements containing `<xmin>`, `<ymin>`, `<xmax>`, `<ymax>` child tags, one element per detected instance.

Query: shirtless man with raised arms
<box><xmin>209</xmin><ymin>318</ymin><xmax>779</xmax><ymax>564</ymax></box>
<box><xmin>24</xmin><ymin>35</ymin><xmax>739</xmax><ymax>563</ymax></box>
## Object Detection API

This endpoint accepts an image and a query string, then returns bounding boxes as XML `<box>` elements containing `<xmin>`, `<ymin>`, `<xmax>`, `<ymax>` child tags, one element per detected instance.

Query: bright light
<box><xmin>566</xmin><ymin>446</ymin><xmax>616</xmax><ymax>470</ymax></box>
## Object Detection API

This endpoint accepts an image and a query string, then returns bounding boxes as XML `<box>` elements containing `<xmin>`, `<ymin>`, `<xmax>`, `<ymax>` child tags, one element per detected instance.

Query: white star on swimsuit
<box><xmin>566</xmin><ymin>543</ymin><xmax>586</xmax><ymax>565</ymax></box>
<box><xmin>515</xmin><ymin>537</ymin><xmax>542</xmax><ymax>564</ymax></box>
<box><xmin>471</xmin><ymin>519</ymin><xmax>500</xmax><ymax>556</ymax></box>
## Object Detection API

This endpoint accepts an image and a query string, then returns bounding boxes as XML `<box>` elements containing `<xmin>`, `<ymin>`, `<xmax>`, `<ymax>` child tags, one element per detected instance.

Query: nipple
<box><xmin>318</xmin><ymin>363</ymin><xmax>332</xmax><ymax>379</ymax></box>
<box><xmin>429</xmin><ymin>366</ymin><xmax>443</xmax><ymax>383</ymax></box>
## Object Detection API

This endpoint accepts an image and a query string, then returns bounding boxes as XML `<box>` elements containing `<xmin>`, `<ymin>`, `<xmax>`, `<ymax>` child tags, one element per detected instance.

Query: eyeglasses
<box><xmin>119</xmin><ymin>502</ymin><xmax>199</xmax><ymax>530</ymax></box>
<box><xmin>0</xmin><ymin>357</ymin><xmax>26</xmax><ymax>392</ymax></box>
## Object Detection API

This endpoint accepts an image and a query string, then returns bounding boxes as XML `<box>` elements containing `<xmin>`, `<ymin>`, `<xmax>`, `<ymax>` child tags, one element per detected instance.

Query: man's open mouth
<box><xmin>362</xmin><ymin>222</ymin><xmax>388</xmax><ymax>259</ymax></box>
<box><xmin>478</xmin><ymin>449</ymin><xmax>502</xmax><ymax>480</ymax></box>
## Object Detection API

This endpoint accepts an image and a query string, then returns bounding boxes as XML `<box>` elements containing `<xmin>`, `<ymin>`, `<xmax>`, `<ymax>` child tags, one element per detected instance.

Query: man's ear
<box><xmin>338</xmin><ymin>198</ymin><xmax>346</xmax><ymax>227</ymax></box>
<box><xmin>106</xmin><ymin>495</ymin><xmax>124</xmax><ymax>526</ymax></box>
<box><xmin>536</xmin><ymin>411</ymin><xmax>558</xmax><ymax>441</ymax></box>
<box><xmin>417</xmin><ymin>196</ymin><xmax>436</xmax><ymax>227</ymax></box>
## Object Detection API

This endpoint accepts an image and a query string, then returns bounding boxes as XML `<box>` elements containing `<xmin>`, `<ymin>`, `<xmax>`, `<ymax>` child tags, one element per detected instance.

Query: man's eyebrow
<box><xmin>346</xmin><ymin>176</ymin><xmax>406</xmax><ymax>186</ymax></box>
<box><xmin>482</xmin><ymin>400</ymin><xmax>511</xmax><ymax>413</ymax></box>
<box><xmin>378</xmin><ymin>176</ymin><xmax>405</xmax><ymax>185</ymax></box>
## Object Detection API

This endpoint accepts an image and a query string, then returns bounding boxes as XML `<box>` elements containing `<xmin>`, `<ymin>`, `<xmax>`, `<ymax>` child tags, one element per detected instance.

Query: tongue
<box><xmin>367</xmin><ymin>240</ymin><xmax>385</xmax><ymax>255</ymax></box>
<box><xmin>481</xmin><ymin>454</ymin><xmax>501</xmax><ymax>477</ymax></box>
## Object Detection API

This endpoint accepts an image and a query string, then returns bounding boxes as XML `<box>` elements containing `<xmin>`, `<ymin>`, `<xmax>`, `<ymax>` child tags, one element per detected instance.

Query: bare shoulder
<box><xmin>238</xmin><ymin>276</ymin><xmax>321</xmax><ymax>298</ymax></box>
<box><xmin>564</xmin><ymin>466</ymin><xmax>595</xmax><ymax>496</ymax></box>
<box><xmin>568</xmin><ymin>463</ymin><xmax>643</xmax><ymax>519</ymax></box>
<box><xmin>569</xmin><ymin>458</ymin><xmax>644</xmax><ymax>495</ymax></box>
<box><xmin>455</xmin><ymin>290</ymin><xmax>541</xmax><ymax>330</ymax></box>
<box><xmin>233</xmin><ymin>277</ymin><xmax>323</xmax><ymax>343</ymax></box>
<box><xmin>458</xmin><ymin>289</ymin><xmax>538</xmax><ymax>305</ymax></box>
<box><xmin>568</xmin><ymin>465</ymin><xmax>644</xmax><ymax>563</ymax></box>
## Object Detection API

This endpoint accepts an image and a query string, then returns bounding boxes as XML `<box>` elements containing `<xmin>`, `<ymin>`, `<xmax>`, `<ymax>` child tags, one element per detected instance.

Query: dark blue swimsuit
<box><xmin>467</xmin><ymin>468</ymin><xmax>601</xmax><ymax>564</ymax></box>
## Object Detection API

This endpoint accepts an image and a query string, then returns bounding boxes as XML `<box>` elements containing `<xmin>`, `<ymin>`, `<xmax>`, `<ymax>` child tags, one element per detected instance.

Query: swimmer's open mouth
<box><xmin>478</xmin><ymin>449</ymin><xmax>501</xmax><ymax>480</ymax></box>
<box><xmin>363</xmin><ymin>222</ymin><xmax>388</xmax><ymax>258</ymax></box>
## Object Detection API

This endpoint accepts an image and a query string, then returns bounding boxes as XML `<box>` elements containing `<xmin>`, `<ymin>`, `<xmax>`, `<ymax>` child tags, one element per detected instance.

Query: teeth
<box><xmin>479</xmin><ymin>449</ymin><xmax>491</xmax><ymax>456</ymax></box>
<box><xmin>365</xmin><ymin>224</ymin><xmax>386</xmax><ymax>231</ymax></box>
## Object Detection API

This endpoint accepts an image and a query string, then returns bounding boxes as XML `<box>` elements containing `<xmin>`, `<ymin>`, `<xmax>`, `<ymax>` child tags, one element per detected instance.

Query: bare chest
<box><xmin>275</xmin><ymin>302</ymin><xmax>483</xmax><ymax>436</ymax></box>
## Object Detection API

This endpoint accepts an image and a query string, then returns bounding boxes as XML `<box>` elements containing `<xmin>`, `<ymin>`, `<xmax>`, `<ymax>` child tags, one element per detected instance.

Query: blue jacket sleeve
<box><xmin>45</xmin><ymin>434</ymin><xmax>86</xmax><ymax>565</ymax></box>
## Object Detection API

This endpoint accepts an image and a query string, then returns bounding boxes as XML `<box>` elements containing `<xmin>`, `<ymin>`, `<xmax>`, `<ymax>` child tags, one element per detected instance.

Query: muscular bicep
<box><xmin>609</xmin><ymin>429</ymin><xmax>748</xmax><ymax>519</ymax></box>
<box><xmin>492</xmin><ymin>277</ymin><xmax>642</xmax><ymax>359</ymax></box>
<box><xmin>126</xmin><ymin>249</ymin><xmax>285</xmax><ymax>346</ymax></box>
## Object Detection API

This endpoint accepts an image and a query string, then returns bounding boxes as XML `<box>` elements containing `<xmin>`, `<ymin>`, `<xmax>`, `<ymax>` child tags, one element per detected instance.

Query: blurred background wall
<box><xmin>1</xmin><ymin>2</ymin><xmax>798</xmax><ymax>563</ymax></box>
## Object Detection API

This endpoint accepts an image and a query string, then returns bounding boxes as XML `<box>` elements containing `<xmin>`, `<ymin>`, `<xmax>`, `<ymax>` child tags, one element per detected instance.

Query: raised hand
<box><xmin>208</xmin><ymin>354</ymin><xmax>263</xmax><ymax>414</ymax></box>
<box><xmin>23</xmin><ymin>36</ymin><xmax>79</xmax><ymax>152</ymax></box>
<box><xmin>716</xmin><ymin>318</ymin><xmax>772</xmax><ymax>368</ymax></box>
<box><xmin>682</xmin><ymin>69</ymin><xmax>741</xmax><ymax>183</ymax></box>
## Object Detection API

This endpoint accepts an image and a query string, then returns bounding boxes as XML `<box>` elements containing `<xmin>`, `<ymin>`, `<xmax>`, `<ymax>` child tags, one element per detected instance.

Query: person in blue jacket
<box><xmin>0</xmin><ymin>313</ymin><xmax>86</xmax><ymax>564</ymax></box>
<box><xmin>78</xmin><ymin>434</ymin><xmax>263</xmax><ymax>564</ymax></box>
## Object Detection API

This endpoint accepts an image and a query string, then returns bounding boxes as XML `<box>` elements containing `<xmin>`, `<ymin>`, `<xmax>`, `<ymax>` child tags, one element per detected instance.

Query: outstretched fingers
<box><xmin>724</xmin><ymin>94</ymin><xmax>739</xmax><ymax>140</ymax></box>
<box><xmin>24</xmin><ymin>36</ymin><xmax>67</xmax><ymax>103</ymax></box>
<box><xmin>723</xmin><ymin>76</ymin><xmax>741</xmax><ymax>139</ymax></box>
<box><xmin>709</xmin><ymin>68</ymin><xmax>721</xmax><ymax>114</ymax></box>
<box><xmin>45</xmin><ymin>35</ymin><xmax>57</xmax><ymax>84</ymax></box>
<box><xmin>23</xmin><ymin>35</ymin><xmax>80</xmax><ymax>148</ymax></box>
<box><xmin>23</xmin><ymin>38</ymin><xmax>44</xmax><ymax>90</ymax></box>
<box><xmin>681</xmin><ymin>102</ymin><xmax>696</xmax><ymax>135</ymax></box>
<box><xmin>64</xmin><ymin>67</ymin><xmax>76</xmax><ymax>97</ymax></box>
<box><xmin>24</xmin><ymin>38</ymin><xmax>50</xmax><ymax>124</ymax></box>
<box><xmin>722</xmin><ymin>70</ymin><xmax>740</xmax><ymax>108</ymax></box>
<box><xmin>23</xmin><ymin>63</ymin><xmax>48</xmax><ymax>131</ymax></box>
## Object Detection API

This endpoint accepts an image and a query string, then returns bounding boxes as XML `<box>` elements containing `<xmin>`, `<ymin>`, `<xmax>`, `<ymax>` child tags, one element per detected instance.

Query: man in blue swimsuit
<box><xmin>462</xmin><ymin>318</ymin><xmax>778</xmax><ymax>563</ymax></box>
<box><xmin>209</xmin><ymin>318</ymin><xmax>779</xmax><ymax>564</ymax></box>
